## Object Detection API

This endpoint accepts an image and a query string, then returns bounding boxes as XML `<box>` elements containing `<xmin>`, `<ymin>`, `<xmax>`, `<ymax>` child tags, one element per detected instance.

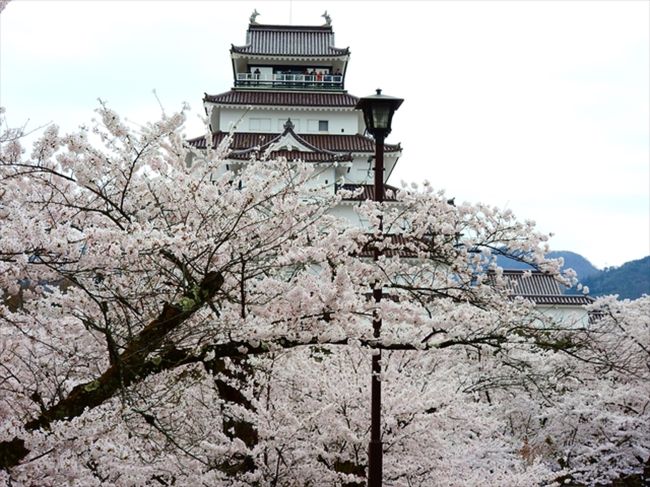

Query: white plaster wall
<box><xmin>328</xmin><ymin>204</ymin><xmax>367</xmax><ymax>229</ymax></box>
<box><xmin>536</xmin><ymin>306</ymin><xmax>591</xmax><ymax>327</ymax></box>
<box><xmin>347</xmin><ymin>155</ymin><xmax>400</xmax><ymax>185</ymax></box>
<box><xmin>208</xmin><ymin>105</ymin><xmax>221</xmax><ymax>132</ymax></box>
<box><xmin>304</xmin><ymin>165</ymin><xmax>337</xmax><ymax>190</ymax></box>
<box><xmin>219</xmin><ymin>107</ymin><xmax>359</xmax><ymax>135</ymax></box>
<box><xmin>218</xmin><ymin>108</ymin><xmax>250</xmax><ymax>132</ymax></box>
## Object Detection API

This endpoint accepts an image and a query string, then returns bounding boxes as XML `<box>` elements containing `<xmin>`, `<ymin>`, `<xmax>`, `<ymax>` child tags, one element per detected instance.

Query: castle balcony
<box><xmin>235</xmin><ymin>72</ymin><xmax>344</xmax><ymax>90</ymax></box>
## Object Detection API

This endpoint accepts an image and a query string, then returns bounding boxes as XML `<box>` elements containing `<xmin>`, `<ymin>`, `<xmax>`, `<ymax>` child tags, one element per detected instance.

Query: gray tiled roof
<box><xmin>232</xmin><ymin>24</ymin><xmax>350</xmax><ymax>57</ymax></box>
<box><xmin>502</xmin><ymin>271</ymin><xmax>564</xmax><ymax>295</ymax></box>
<box><xmin>518</xmin><ymin>295</ymin><xmax>595</xmax><ymax>306</ymax></box>
<box><xmin>229</xmin><ymin>150</ymin><xmax>352</xmax><ymax>163</ymax></box>
<box><xmin>300</xmin><ymin>133</ymin><xmax>401</xmax><ymax>153</ymax></box>
<box><xmin>204</xmin><ymin>91</ymin><xmax>359</xmax><ymax>107</ymax></box>
<box><xmin>500</xmin><ymin>271</ymin><xmax>594</xmax><ymax>306</ymax></box>
<box><xmin>187</xmin><ymin>132</ymin><xmax>401</xmax><ymax>153</ymax></box>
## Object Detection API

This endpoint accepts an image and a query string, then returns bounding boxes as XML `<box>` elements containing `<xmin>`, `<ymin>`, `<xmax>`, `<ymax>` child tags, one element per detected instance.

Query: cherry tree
<box><xmin>500</xmin><ymin>295</ymin><xmax>650</xmax><ymax>485</ymax></box>
<box><xmin>0</xmin><ymin>106</ymin><xmax>647</xmax><ymax>486</ymax></box>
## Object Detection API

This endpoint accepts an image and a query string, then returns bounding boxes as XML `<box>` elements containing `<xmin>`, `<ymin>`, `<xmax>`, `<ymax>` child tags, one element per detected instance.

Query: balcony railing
<box><xmin>236</xmin><ymin>73</ymin><xmax>343</xmax><ymax>89</ymax></box>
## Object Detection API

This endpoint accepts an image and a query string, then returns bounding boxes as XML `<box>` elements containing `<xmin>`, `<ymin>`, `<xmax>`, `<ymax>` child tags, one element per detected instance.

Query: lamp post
<box><xmin>355</xmin><ymin>89</ymin><xmax>403</xmax><ymax>487</ymax></box>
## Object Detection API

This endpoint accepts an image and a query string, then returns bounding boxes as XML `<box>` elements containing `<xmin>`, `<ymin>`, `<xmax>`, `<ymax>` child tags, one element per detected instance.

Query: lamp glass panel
<box><xmin>372</xmin><ymin>103</ymin><xmax>392</xmax><ymax>130</ymax></box>
<box><xmin>364</xmin><ymin>111</ymin><xmax>374</xmax><ymax>131</ymax></box>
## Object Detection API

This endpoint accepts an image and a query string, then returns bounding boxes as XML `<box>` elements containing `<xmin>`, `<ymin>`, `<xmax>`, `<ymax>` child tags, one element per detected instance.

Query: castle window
<box><xmin>307</xmin><ymin>119</ymin><xmax>329</xmax><ymax>132</ymax></box>
<box><xmin>250</xmin><ymin>118</ymin><xmax>271</xmax><ymax>131</ymax></box>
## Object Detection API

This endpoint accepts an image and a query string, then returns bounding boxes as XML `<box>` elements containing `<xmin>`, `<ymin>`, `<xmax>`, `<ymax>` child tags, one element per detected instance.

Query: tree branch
<box><xmin>0</xmin><ymin>270</ymin><xmax>223</xmax><ymax>471</ymax></box>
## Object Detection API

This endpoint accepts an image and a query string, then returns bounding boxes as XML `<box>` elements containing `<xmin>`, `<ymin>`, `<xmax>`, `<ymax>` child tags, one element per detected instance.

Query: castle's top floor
<box><xmin>232</xmin><ymin>22</ymin><xmax>349</xmax><ymax>58</ymax></box>
<box><xmin>230</xmin><ymin>20</ymin><xmax>350</xmax><ymax>92</ymax></box>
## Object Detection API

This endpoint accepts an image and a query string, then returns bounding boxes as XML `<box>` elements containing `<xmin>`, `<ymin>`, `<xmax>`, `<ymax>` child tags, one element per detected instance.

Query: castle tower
<box><xmin>188</xmin><ymin>15</ymin><xmax>402</xmax><ymax>208</ymax></box>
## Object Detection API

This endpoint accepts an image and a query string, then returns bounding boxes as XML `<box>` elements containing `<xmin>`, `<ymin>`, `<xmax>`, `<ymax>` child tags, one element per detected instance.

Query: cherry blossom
<box><xmin>0</xmin><ymin>107</ymin><xmax>647</xmax><ymax>485</ymax></box>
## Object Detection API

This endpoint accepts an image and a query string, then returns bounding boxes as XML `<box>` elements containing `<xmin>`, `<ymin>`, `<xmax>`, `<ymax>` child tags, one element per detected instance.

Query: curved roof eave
<box><xmin>231</xmin><ymin>50</ymin><xmax>350</xmax><ymax>59</ymax></box>
<box><xmin>203</xmin><ymin>90</ymin><xmax>360</xmax><ymax>108</ymax></box>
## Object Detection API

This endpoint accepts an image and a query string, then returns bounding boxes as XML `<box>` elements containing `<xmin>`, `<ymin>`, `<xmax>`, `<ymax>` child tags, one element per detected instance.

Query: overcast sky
<box><xmin>1</xmin><ymin>0</ymin><xmax>648</xmax><ymax>269</ymax></box>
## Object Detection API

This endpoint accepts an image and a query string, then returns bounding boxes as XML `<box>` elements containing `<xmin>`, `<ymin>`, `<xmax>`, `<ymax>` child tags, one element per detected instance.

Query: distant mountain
<box><xmin>495</xmin><ymin>250</ymin><xmax>599</xmax><ymax>279</ymax></box>
<box><xmin>547</xmin><ymin>251</ymin><xmax>600</xmax><ymax>279</ymax></box>
<box><xmin>582</xmin><ymin>256</ymin><xmax>650</xmax><ymax>300</ymax></box>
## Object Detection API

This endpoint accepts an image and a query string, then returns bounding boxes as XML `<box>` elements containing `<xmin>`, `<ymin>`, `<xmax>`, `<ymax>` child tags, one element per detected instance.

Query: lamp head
<box><xmin>355</xmin><ymin>88</ymin><xmax>404</xmax><ymax>138</ymax></box>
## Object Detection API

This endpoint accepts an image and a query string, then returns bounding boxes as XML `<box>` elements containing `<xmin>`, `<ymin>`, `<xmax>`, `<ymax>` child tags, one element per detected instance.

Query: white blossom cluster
<box><xmin>0</xmin><ymin>106</ymin><xmax>647</xmax><ymax>485</ymax></box>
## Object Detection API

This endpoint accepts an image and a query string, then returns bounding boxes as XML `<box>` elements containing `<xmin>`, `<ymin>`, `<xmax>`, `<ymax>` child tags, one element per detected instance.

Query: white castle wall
<box><xmin>212</xmin><ymin>106</ymin><xmax>360</xmax><ymax>135</ymax></box>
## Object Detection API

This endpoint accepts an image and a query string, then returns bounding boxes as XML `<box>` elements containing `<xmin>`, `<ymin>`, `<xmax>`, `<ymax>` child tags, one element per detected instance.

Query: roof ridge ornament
<box><xmin>250</xmin><ymin>9</ymin><xmax>260</xmax><ymax>24</ymax></box>
<box><xmin>283</xmin><ymin>118</ymin><xmax>295</xmax><ymax>132</ymax></box>
<box><xmin>322</xmin><ymin>10</ymin><xmax>331</xmax><ymax>26</ymax></box>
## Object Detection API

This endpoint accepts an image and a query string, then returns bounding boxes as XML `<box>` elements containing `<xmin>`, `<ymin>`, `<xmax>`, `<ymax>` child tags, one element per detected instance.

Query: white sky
<box><xmin>1</xmin><ymin>0</ymin><xmax>648</xmax><ymax>268</ymax></box>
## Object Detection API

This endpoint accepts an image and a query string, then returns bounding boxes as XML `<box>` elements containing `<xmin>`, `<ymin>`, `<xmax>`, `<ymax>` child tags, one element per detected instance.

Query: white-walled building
<box><xmin>188</xmin><ymin>17</ymin><xmax>402</xmax><ymax>228</ymax></box>
<box><xmin>188</xmin><ymin>15</ymin><xmax>594</xmax><ymax>323</ymax></box>
<box><xmin>501</xmin><ymin>271</ymin><xmax>595</xmax><ymax>326</ymax></box>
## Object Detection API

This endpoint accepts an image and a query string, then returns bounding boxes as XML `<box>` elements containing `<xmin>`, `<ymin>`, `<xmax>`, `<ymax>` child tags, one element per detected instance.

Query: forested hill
<box><xmin>496</xmin><ymin>252</ymin><xmax>650</xmax><ymax>300</ymax></box>
<box><xmin>495</xmin><ymin>251</ymin><xmax>599</xmax><ymax>277</ymax></box>
<box><xmin>582</xmin><ymin>256</ymin><xmax>650</xmax><ymax>300</ymax></box>
<box><xmin>548</xmin><ymin>251</ymin><xmax>600</xmax><ymax>279</ymax></box>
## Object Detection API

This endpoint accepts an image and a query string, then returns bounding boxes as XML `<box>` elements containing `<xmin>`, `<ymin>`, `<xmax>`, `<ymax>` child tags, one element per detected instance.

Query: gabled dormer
<box><xmin>230</xmin><ymin>20</ymin><xmax>350</xmax><ymax>92</ymax></box>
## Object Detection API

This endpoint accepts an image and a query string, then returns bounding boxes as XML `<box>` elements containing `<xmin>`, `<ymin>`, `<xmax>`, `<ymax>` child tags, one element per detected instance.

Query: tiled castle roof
<box><xmin>231</xmin><ymin>24</ymin><xmax>350</xmax><ymax>57</ymax></box>
<box><xmin>228</xmin><ymin>150</ymin><xmax>352</xmax><ymax>163</ymax></box>
<box><xmin>187</xmin><ymin>132</ymin><xmax>401</xmax><ymax>154</ymax></box>
<box><xmin>518</xmin><ymin>295</ymin><xmax>595</xmax><ymax>306</ymax></box>
<box><xmin>503</xmin><ymin>271</ymin><xmax>564</xmax><ymax>295</ymax></box>
<box><xmin>204</xmin><ymin>91</ymin><xmax>359</xmax><ymax>107</ymax></box>
<box><xmin>500</xmin><ymin>271</ymin><xmax>594</xmax><ymax>306</ymax></box>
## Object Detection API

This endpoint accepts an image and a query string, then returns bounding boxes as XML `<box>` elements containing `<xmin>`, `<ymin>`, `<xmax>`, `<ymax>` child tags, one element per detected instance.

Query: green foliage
<box><xmin>178</xmin><ymin>296</ymin><xmax>196</xmax><ymax>311</ymax></box>
<box><xmin>547</xmin><ymin>251</ymin><xmax>599</xmax><ymax>279</ymax></box>
<box><xmin>83</xmin><ymin>380</ymin><xmax>100</xmax><ymax>392</ymax></box>
<box><xmin>584</xmin><ymin>256</ymin><xmax>650</xmax><ymax>300</ymax></box>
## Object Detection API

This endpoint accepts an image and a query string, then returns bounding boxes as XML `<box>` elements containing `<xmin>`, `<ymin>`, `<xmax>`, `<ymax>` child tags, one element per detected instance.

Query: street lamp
<box><xmin>355</xmin><ymin>89</ymin><xmax>403</xmax><ymax>487</ymax></box>
<box><xmin>355</xmin><ymin>89</ymin><xmax>404</xmax><ymax>204</ymax></box>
